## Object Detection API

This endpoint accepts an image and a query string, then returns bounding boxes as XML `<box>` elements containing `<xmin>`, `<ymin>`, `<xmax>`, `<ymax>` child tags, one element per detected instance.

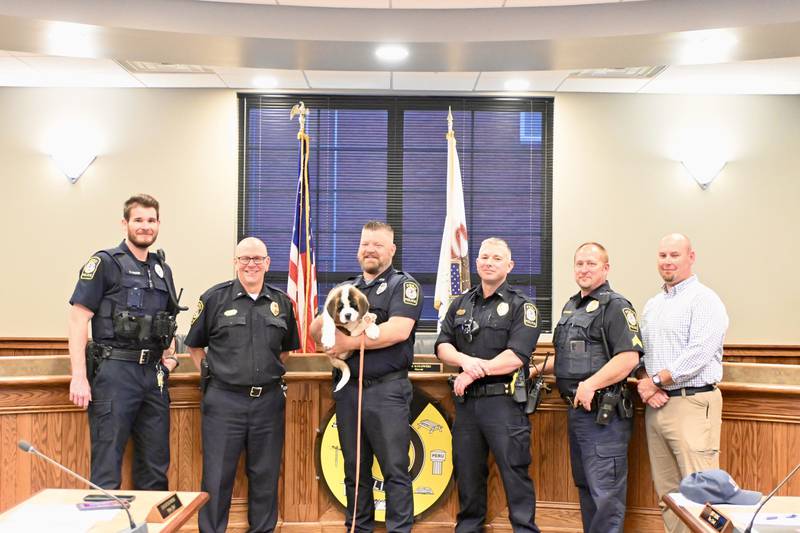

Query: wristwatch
<box><xmin>652</xmin><ymin>373</ymin><xmax>663</xmax><ymax>389</ymax></box>
<box><xmin>166</xmin><ymin>355</ymin><xmax>180</xmax><ymax>368</ymax></box>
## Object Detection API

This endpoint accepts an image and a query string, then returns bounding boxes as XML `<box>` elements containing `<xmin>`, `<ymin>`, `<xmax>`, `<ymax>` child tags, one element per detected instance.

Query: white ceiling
<box><xmin>2</xmin><ymin>50</ymin><xmax>800</xmax><ymax>95</ymax></box>
<box><xmin>1</xmin><ymin>0</ymin><xmax>800</xmax><ymax>94</ymax></box>
<box><xmin>195</xmin><ymin>0</ymin><xmax>644</xmax><ymax>7</ymax></box>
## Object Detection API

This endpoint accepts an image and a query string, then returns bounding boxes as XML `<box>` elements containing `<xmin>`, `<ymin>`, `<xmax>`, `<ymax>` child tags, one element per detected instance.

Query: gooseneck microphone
<box><xmin>744</xmin><ymin>461</ymin><xmax>800</xmax><ymax>533</ymax></box>
<box><xmin>17</xmin><ymin>440</ymin><xmax>147</xmax><ymax>532</ymax></box>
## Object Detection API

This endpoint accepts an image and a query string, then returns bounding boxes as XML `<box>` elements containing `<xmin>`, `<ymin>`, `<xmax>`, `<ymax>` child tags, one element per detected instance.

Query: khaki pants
<box><xmin>645</xmin><ymin>387</ymin><xmax>722</xmax><ymax>533</ymax></box>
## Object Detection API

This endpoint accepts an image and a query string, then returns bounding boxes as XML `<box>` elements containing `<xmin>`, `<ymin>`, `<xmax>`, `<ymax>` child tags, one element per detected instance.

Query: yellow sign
<box><xmin>316</xmin><ymin>387</ymin><xmax>453</xmax><ymax>521</ymax></box>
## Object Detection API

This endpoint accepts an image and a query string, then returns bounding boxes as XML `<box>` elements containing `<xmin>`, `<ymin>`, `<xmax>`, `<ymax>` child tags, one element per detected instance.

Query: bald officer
<box><xmin>186</xmin><ymin>237</ymin><xmax>300</xmax><ymax>533</ymax></box>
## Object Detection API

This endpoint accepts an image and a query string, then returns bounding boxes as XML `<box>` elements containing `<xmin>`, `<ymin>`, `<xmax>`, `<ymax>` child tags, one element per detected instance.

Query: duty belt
<box><xmin>99</xmin><ymin>346</ymin><xmax>159</xmax><ymax>365</ymax></box>
<box><xmin>465</xmin><ymin>381</ymin><xmax>512</xmax><ymax>399</ymax></box>
<box><xmin>210</xmin><ymin>377</ymin><xmax>284</xmax><ymax>398</ymax></box>
<box><xmin>665</xmin><ymin>384</ymin><xmax>716</xmax><ymax>397</ymax></box>
<box><xmin>561</xmin><ymin>387</ymin><xmax>612</xmax><ymax>411</ymax></box>
<box><xmin>360</xmin><ymin>369</ymin><xmax>408</xmax><ymax>389</ymax></box>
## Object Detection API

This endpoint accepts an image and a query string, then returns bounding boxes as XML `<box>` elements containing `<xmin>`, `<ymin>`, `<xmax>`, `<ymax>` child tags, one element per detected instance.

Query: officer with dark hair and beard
<box><xmin>68</xmin><ymin>194</ymin><xmax>181</xmax><ymax>490</ymax></box>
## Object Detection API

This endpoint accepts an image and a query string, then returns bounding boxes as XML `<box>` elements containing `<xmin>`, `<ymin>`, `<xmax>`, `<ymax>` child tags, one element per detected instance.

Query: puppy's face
<box><xmin>326</xmin><ymin>285</ymin><xmax>369</xmax><ymax>326</ymax></box>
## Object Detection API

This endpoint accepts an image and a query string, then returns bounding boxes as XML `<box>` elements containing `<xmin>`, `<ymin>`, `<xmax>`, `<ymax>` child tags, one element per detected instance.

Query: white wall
<box><xmin>0</xmin><ymin>88</ymin><xmax>238</xmax><ymax>337</ymax></box>
<box><xmin>0</xmin><ymin>88</ymin><xmax>797</xmax><ymax>342</ymax></box>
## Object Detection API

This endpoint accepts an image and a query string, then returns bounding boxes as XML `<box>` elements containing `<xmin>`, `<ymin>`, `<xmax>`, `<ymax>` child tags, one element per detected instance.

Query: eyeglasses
<box><xmin>236</xmin><ymin>256</ymin><xmax>268</xmax><ymax>265</ymax></box>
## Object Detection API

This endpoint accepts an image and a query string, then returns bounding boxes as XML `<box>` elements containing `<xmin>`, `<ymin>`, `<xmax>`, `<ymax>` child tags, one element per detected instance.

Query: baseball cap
<box><xmin>680</xmin><ymin>469</ymin><xmax>762</xmax><ymax>505</ymax></box>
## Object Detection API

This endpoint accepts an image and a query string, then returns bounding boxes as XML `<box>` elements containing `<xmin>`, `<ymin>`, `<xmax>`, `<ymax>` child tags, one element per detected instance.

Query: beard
<box><xmin>359</xmin><ymin>256</ymin><xmax>383</xmax><ymax>276</ymax></box>
<box><xmin>128</xmin><ymin>229</ymin><xmax>157</xmax><ymax>249</ymax></box>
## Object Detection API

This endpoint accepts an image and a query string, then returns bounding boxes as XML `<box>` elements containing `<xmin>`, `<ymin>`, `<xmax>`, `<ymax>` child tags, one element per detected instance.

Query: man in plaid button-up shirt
<box><xmin>637</xmin><ymin>233</ymin><xmax>728</xmax><ymax>533</ymax></box>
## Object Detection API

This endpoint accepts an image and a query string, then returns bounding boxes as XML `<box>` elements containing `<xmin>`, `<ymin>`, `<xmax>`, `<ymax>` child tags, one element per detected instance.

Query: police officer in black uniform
<box><xmin>311</xmin><ymin>221</ymin><xmax>423</xmax><ymax>533</ymax></box>
<box><xmin>185</xmin><ymin>237</ymin><xmax>300</xmax><ymax>533</ymax></box>
<box><xmin>436</xmin><ymin>237</ymin><xmax>541</xmax><ymax>533</ymax></box>
<box><xmin>535</xmin><ymin>242</ymin><xmax>643</xmax><ymax>533</ymax></box>
<box><xmin>68</xmin><ymin>194</ymin><xmax>181</xmax><ymax>490</ymax></box>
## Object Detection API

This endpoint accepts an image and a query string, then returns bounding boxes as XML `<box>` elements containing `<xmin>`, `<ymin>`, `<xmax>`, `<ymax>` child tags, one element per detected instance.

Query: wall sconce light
<box><xmin>680</xmin><ymin>158</ymin><xmax>727</xmax><ymax>190</ymax></box>
<box><xmin>50</xmin><ymin>150</ymin><xmax>96</xmax><ymax>184</ymax></box>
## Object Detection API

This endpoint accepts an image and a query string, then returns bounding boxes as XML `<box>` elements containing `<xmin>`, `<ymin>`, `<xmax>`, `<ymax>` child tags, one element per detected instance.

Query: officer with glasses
<box><xmin>186</xmin><ymin>237</ymin><xmax>300</xmax><ymax>533</ymax></box>
<box><xmin>436</xmin><ymin>237</ymin><xmax>542</xmax><ymax>533</ymax></box>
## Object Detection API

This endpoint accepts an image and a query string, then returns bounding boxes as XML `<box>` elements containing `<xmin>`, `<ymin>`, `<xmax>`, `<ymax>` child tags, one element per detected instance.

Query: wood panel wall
<box><xmin>2</xmin><ymin>338</ymin><xmax>799</xmax><ymax>364</ymax></box>
<box><xmin>1</xmin><ymin>368</ymin><xmax>798</xmax><ymax>532</ymax></box>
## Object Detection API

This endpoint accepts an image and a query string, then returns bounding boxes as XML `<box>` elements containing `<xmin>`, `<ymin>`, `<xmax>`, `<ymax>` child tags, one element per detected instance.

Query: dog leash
<box><xmin>349</xmin><ymin>332</ymin><xmax>367</xmax><ymax>533</ymax></box>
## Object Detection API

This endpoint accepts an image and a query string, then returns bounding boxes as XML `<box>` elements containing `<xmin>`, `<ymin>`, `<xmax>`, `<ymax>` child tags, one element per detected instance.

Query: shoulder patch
<box><xmin>403</xmin><ymin>281</ymin><xmax>420</xmax><ymax>306</ymax></box>
<box><xmin>191</xmin><ymin>300</ymin><xmax>204</xmax><ymax>325</ymax></box>
<box><xmin>622</xmin><ymin>308</ymin><xmax>639</xmax><ymax>332</ymax></box>
<box><xmin>523</xmin><ymin>302</ymin><xmax>538</xmax><ymax>328</ymax></box>
<box><xmin>80</xmin><ymin>256</ymin><xmax>101</xmax><ymax>280</ymax></box>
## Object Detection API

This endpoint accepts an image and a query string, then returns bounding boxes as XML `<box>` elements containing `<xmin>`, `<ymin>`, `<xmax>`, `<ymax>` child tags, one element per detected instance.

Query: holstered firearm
<box><xmin>617</xmin><ymin>384</ymin><xmax>634</xmax><ymax>419</ymax></box>
<box><xmin>447</xmin><ymin>375</ymin><xmax>465</xmax><ymax>404</ymax></box>
<box><xmin>200</xmin><ymin>359</ymin><xmax>211</xmax><ymax>394</ymax></box>
<box><xmin>84</xmin><ymin>342</ymin><xmax>105</xmax><ymax>383</ymax></box>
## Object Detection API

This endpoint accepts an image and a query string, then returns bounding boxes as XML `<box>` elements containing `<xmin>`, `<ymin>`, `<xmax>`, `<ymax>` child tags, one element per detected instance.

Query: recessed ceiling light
<box><xmin>375</xmin><ymin>45</ymin><xmax>409</xmax><ymax>62</ymax></box>
<box><xmin>253</xmin><ymin>76</ymin><xmax>278</xmax><ymax>89</ymax></box>
<box><xmin>46</xmin><ymin>21</ymin><xmax>96</xmax><ymax>57</ymax></box>
<box><xmin>504</xmin><ymin>79</ymin><xmax>530</xmax><ymax>91</ymax></box>
<box><xmin>681</xmin><ymin>30</ymin><xmax>738</xmax><ymax>64</ymax></box>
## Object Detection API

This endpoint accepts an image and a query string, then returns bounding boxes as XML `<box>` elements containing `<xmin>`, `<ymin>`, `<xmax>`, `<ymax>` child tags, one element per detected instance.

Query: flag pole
<box><xmin>291</xmin><ymin>101</ymin><xmax>315</xmax><ymax>352</ymax></box>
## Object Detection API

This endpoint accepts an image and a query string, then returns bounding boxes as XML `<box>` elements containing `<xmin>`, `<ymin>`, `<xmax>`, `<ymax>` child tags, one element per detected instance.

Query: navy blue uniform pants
<box><xmin>453</xmin><ymin>395</ymin><xmax>540</xmax><ymax>533</ymax></box>
<box><xmin>334</xmin><ymin>377</ymin><xmax>414</xmax><ymax>533</ymax></box>
<box><xmin>567</xmin><ymin>406</ymin><xmax>632</xmax><ymax>533</ymax></box>
<box><xmin>199</xmin><ymin>382</ymin><xmax>285</xmax><ymax>533</ymax></box>
<box><xmin>88</xmin><ymin>359</ymin><xmax>170</xmax><ymax>490</ymax></box>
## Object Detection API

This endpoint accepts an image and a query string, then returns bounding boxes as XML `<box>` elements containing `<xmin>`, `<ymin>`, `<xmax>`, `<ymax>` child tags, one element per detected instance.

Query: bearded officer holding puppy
<box><xmin>311</xmin><ymin>220</ymin><xmax>423</xmax><ymax>533</ymax></box>
<box><xmin>435</xmin><ymin>237</ymin><xmax>542</xmax><ymax>533</ymax></box>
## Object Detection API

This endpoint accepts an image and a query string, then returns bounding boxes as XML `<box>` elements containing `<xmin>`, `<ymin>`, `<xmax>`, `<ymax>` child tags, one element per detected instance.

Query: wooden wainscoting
<box><xmin>3</xmin><ymin>338</ymin><xmax>800</xmax><ymax>365</ymax></box>
<box><xmin>1</xmin><ymin>359</ymin><xmax>799</xmax><ymax>532</ymax></box>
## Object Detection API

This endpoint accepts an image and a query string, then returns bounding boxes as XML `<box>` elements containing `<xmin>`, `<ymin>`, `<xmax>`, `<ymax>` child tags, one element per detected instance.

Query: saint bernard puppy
<box><xmin>321</xmin><ymin>284</ymin><xmax>380</xmax><ymax>392</ymax></box>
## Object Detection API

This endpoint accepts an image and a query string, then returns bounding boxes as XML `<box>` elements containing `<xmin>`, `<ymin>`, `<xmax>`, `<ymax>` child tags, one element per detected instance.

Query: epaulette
<box><xmin>265</xmin><ymin>283</ymin><xmax>291</xmax><ymax>300</ymax></box>
<box><xmin>205</xmin><ymin>280</ymin><xmax>235</xmax><ymax>297</ymax></box>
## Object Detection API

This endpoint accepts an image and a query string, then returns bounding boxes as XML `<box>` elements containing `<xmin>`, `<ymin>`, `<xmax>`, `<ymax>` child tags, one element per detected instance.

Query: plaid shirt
<box><xmin>641</xmin><ymin>275</ymin><xmax>728</xmax><ymax>389</ymax></box>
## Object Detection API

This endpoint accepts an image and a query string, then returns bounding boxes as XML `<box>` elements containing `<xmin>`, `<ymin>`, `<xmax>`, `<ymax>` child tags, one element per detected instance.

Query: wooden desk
<box><xmin>663</xmin><ymin>493</ymin><xmax>800</xmax><ymax>533</ymax></box>
<box><xmin>0</xmin><ymin>489</ymin><xmax>208</xmax><ymax>532</ymax></box>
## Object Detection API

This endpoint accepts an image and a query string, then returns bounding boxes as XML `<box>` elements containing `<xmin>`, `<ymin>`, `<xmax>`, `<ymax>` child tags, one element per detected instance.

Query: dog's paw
<box><xmin>362</xmin><ymin>312</ymin><xmax>377</xmax><ymax>325</ymax></box>
<box><xmin>321</xmin><ymin>329</ymin><xmax>336</xmax><ymax>350</ymax></box>
<box><xmin>365</xmin><ymin>323</ymin><xmax>380</xmax><ymax>340</ymax></box>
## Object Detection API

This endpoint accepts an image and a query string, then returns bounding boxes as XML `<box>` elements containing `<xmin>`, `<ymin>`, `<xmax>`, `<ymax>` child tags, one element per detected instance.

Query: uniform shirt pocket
<box><xmin>215</xmin><ymin>314</ymin><xmax>249</xmax><ymax>348</ymax></box>
<box><xmin>484</xmin><ymin>315</ymin><xmax>513</xmax><ymax>353</ymax></box>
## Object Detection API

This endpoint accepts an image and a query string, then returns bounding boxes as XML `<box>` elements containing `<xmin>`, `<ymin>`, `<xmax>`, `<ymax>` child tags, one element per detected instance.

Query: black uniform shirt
<box><xmin>556</xmin><ymin>281</ymin><xmax>644</xmax><ymax>391</ymax></box>
<box><xmin>185</xmin><ymin>278</ymin><xmax>300</xmax><ymax>386</ymax></box>
<box><xmin>69</xmin><ymin>240</ymin><xmax>173</xmax><ymax>314</ymax></box>
<box><xmin>435</xmin><ymin>281</ymin><xmax>541</xmax><ymax>384</ymax></box>
<box><xmin>346</xmin><ymin>267</ymin><xmax>423</xmax><ymax>379</ymax></box>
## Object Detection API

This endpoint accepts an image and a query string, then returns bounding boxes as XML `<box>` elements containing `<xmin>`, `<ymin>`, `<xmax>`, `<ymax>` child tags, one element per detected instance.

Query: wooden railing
<box><xmin>1</xmin><ymin>354</ymin><xmax>798</xmax><ymax>532</ymax></box>
<box><xmin>3</xmin><ymin>337</ymin><xmax>799</xmax><ymax>365</ymax></box>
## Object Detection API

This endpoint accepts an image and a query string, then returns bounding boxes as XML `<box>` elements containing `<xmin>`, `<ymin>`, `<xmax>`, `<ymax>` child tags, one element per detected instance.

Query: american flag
<box><xmin>434</xmin><ymin>108</ymin><xmax>471</xmax><ymax>328</ymax></box>
<box><xmin>287</xmin><ymin>127</ymin><xmax>318</xmax><ymax>353</ymax></box>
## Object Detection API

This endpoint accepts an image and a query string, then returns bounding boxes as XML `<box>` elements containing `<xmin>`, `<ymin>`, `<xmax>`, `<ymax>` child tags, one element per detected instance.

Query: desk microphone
<box><xmin>17</xmin><ymin>439</ymin><xmax>147</xmax><ymax>532</ymax></box>
<box><xmin>744</xmin><ymin>460</ymin><xmax>800</xmax><ymax>533</ymax></box>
